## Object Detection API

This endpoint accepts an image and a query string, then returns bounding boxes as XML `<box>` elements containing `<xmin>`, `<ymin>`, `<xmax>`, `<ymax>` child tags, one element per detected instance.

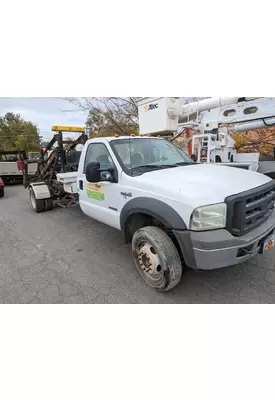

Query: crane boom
<box><xmin>136</xmin><ymin>97</ymin><xmax>275</xmax><ymax>177</ymax></box>
<box><xmin>179</xmin><ymin>97</ymin><xmax>263</xmax><ymax>124</ymax></box>
<box><xmin>194</xmin><ymin>97</ymin><xmax>275</xmax><ymax>132</ymax></box>
<box><xmin>137</xmin><ymin>97</ymin><xmax>274</xmax><ymax>135</ymax></box>
<box><xmin>187</xmin><ymin>97</ymin><xmax>275</xmax><ymax>171</ymax></box>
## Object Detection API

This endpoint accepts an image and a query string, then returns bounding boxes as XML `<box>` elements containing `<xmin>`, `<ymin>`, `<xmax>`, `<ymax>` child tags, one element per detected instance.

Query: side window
<box><xmin>84</xmin><ymin>143</ymin><xmax>114</xmax><ymax>170</ymax></box>
<box><xmin>84</xmin><ymin>143</ymin><xmax>115</xmax><ymax>179</ymax></box>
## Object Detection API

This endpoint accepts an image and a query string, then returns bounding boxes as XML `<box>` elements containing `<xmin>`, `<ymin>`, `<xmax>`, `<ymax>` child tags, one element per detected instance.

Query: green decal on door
<box><xmin>86</xmin><ymin>183</ymin><xmax>105</xmax><ymax>201</ymax></box>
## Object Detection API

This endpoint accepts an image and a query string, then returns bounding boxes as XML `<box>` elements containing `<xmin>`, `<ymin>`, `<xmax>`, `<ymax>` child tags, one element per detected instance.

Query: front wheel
<box><xmin>132</xmin><ymin>226</ymin><xmax>182</xmax><ymax>292</ymax></box>
<box><xmin>0</xmin><ymin>187</ymin><xmax>4</xmax><ymax>198</ymax></box>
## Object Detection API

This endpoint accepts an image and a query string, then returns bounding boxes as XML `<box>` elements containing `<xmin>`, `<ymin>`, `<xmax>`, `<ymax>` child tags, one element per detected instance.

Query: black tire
<box><xmin>132</xmin><ymin>226</ymin><xmax>182</xmax><ymax>292</ymax></box>
<box><xmin>0</xmin><ymin>187</ymin><xmax>4</xmax><ymax>198</ymax></box>
<box><xmin>29</xmin><ymin>187</ymin><xmax>45</xmax><ymax>213</ymax></box>
<box><xmin>44</xmin><ymin>198</ymin><xmax>53</xmax><ymax>211</ymax></box>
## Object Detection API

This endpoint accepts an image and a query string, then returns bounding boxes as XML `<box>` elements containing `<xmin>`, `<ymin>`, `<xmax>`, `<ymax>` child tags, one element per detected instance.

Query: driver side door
<box><xmin>78</xmin><ymin>142</ymin><xmax>121</xmax><ymax>230</ymax></box>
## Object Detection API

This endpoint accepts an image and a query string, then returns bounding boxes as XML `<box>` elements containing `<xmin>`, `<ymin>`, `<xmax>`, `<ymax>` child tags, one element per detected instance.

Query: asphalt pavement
<box><xmin>1</xmin><ymin>184</ymin><xmax>275</xmax><ymax>303</ymax></box>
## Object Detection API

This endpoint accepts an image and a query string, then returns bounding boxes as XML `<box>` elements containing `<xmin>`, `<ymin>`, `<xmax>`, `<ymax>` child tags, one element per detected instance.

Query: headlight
<box><xmin>189</xmin><ymin>203</ymin><xmax>227</xmax><ymax>231</ymax></box>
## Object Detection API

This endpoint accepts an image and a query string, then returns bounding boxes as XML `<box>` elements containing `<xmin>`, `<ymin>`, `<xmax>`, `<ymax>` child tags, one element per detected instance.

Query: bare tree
<box><xmin>65</xmin><ymin>97</ymin><xmax>140</xmax><ymax>137</ymax></box>
<box><xmin>231</xmin><ymin>127</ymin><xmax>275</xmax><ymax>155</ymax></box>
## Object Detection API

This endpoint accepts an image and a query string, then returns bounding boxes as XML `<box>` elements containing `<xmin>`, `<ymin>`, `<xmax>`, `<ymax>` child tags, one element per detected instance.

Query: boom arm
<box><xmin>137</xmin><ymin>97</ymin><xmax>275</xmax><ymax>135</ymax></box>
<box><xmin>136</xmin><ymin>97</ymin><xmax>275</xmax><ymax>172</ymax></box>
<box><xmin>137</xmin><ymin>96</ymin><xmax>275</xmax><ymax>140</ymax></box>
<box><xmin>191</xmin><ymin>97</ymin><xmax>275</xmax><ymax>134</ymax></box>
<box><xmin>188</xmin><ymin>97</ymin><xmax>275</xmax><ymax>167</ymax></box>
<box><xmin>179</xmin><ymin>97</ymin><xmax>263</xmax><ymax>124</ymax></box>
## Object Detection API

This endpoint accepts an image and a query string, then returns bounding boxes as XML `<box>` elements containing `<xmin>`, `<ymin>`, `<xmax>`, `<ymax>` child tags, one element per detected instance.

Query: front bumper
<box><xmin>173</xmin><ymin>209</ymin><xmax>275</xmax><ymax>271</ymax></box>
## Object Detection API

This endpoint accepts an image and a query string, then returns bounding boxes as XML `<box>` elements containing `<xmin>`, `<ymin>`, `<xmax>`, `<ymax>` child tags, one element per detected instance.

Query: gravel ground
<box><xmin>1</xmin><ymin>184</ymin><xmax>275</xmax><ymax>303</ymax></box>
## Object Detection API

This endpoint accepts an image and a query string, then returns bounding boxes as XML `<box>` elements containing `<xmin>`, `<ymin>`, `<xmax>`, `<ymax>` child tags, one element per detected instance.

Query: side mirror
<box><xmin>85</xmin><ymin>162</ymin><xmax>100</xmax><ymax>183</ymax></box>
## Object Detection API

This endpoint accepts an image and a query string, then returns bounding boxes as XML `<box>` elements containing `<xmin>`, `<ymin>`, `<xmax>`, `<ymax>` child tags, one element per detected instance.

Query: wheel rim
<box><xmin>135</xmin><ymin>242</ymin><xmax>164</xmax><ymax>285</ymax></box>
<box><xmin>30</xmin><ymin>190</ymin><xmax>36</xmax><ymax>209</ymax></box>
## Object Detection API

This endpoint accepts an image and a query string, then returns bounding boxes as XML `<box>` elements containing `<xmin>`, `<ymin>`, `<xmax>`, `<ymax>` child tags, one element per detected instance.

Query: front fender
<box><xmin>120</xmin><ymin>197</ymin><xmax>187</xmax><ymax>234</ymax></box>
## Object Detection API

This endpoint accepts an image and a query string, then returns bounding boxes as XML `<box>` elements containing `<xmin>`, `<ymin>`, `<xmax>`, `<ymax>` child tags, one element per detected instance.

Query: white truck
<box><xmin>28</xmin><ymin>122</ymin><xmax>275</xmax><ymax>292</ymax></box>
<box><xmin>178</xmin><ymin>97</ymin><xmax>275</xmax><ymax>176</ymax></box>
<box><xmin>0</xmin><ymin>150</ymin><xmax>38</xmax><ymax>183</ymax></box>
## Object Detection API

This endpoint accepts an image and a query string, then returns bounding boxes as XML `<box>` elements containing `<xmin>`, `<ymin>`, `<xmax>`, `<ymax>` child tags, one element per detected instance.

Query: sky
<box><xmin>0</xmin><ymin>97</ymin><xmax>88</xmax><ymax>141</ymax></box>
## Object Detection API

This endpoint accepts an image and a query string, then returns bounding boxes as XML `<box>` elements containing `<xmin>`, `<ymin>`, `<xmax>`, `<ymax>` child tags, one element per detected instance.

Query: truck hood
<box><xmin>136</xmin><ymin>163</ymin><xmax>272</xmax><ymax>207</ymax></box>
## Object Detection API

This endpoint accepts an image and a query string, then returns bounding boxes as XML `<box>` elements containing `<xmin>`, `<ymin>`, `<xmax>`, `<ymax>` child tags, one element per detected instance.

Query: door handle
<box><xmin>79</xmin><ymin>180</ymin><xmax>83</xmax><ymax>190</ymax></box>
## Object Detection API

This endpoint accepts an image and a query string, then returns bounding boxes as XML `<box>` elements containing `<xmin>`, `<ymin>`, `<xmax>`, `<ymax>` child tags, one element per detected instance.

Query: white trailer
<box><xmin>0</xmin><ymin>161</ymin><xmax>38</xmax><ymax>179</ymax></box>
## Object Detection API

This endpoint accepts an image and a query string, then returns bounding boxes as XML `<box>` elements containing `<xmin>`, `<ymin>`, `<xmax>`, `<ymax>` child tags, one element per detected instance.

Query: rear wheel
<box><xmin>44</xmin><ymin>198</ymin><xmax>53</xmax><ymax>211</ymax></box>
<box><xmin>0</xmin><ymin>187</ymin><xmax>4</xmax><ymax>198</ymax></box>
<box><xmin>29</xmin><ymin>187</ymin><xmax>45</xmax><ymax>213</ymax></box>
<box><xmin>132</xmin><ymin>226</ymin><xmax>182</xmax><ymax>292</ymax></box>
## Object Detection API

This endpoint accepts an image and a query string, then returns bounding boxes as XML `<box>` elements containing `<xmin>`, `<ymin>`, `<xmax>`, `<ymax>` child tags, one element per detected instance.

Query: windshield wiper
<box><xmin>172</xmin><ymin>162</ymin><xmax>195</xmax><ymax>166</ymax></box>
<box><xmin>130</xmin><ymin>164</ymin><xmax>178</xmax><ymax>171</ymax></box>
<box><xmin>130</xmin><ymin>163</ymin><xmax>195</xmax><ymax>175</ymax></box>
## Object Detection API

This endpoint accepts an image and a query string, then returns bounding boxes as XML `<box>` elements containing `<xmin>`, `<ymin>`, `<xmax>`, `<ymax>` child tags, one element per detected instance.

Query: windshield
<box><xmin>110</xmin><ymin>138</ymin><xmax>194</xmax><ymax>175</ymax></box>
